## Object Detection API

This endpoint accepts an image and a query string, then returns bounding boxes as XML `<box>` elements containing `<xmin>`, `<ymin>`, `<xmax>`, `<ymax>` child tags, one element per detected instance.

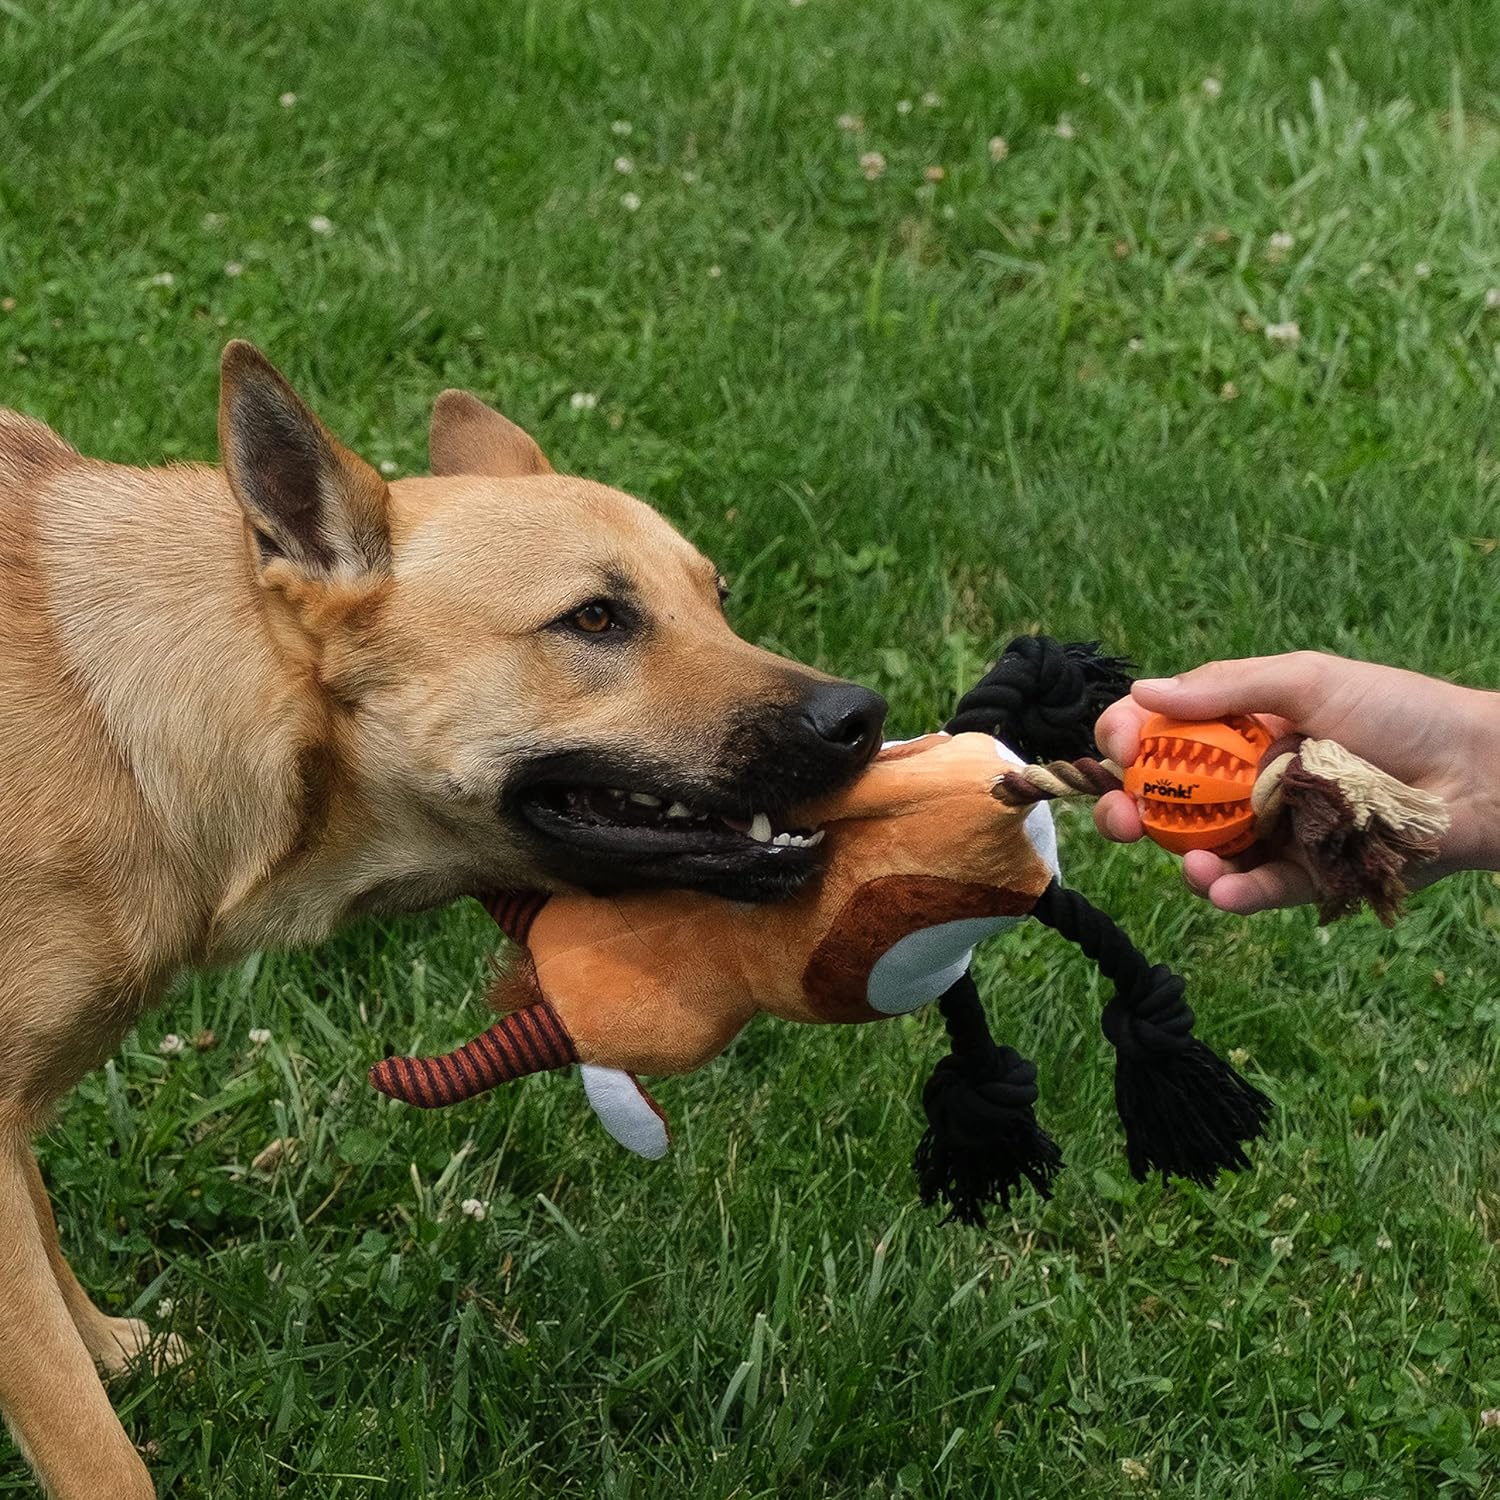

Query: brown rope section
<box><xmin>992</xmin><ymin>757</ymin><xmax>1125</xmax><ymax>806</ymax></box>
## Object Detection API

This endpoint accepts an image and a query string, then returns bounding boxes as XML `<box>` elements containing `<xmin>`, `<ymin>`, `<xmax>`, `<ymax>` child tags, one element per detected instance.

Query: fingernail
<box><xmin>1134</xmin><ymin>677</ymin><xmax>1178</xmax><ymax>692</ymax></box>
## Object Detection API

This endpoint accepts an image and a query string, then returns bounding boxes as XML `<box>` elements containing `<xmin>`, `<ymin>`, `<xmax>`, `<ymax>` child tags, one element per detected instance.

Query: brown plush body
<box><xmin>371</xmin><ymin>732</ymin><xmax>1060</xmax><ymax>1149</ymax></box>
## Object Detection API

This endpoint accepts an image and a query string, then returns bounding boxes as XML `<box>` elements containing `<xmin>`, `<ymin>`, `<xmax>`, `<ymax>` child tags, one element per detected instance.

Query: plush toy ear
<box><xmin>580</xmin><ymin>1065</ymin><xmax>670</xmax><ymax>1159</ymax></box>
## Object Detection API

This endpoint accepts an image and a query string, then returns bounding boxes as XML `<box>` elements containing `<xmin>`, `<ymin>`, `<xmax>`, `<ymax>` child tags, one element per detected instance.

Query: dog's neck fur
<box><xmin>31</xmin><ymin>451</ymin><xmax>471</xmax><ymax>968</ymax></box>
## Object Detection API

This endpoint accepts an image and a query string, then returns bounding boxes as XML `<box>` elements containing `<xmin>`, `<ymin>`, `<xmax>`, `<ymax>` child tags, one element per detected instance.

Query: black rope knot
<box><xmin>943</xmin><ymin>635</ymin><xmax>1133</xmax><ymax>763</ymax></box>
<box><xmin>1100</xmin><ymin>969</ymin><xmax>1195</xmax><ymax>1060</ymax></box>
<box><xmin>913</xmin><ymin>974</ymin><xmax>1062</xmax><ymax>1226</ymax></box>
<box><xmin>1030</xmin><ymin>880</ymin><xmax>1272</xmax><ymax>1188</ymax></box>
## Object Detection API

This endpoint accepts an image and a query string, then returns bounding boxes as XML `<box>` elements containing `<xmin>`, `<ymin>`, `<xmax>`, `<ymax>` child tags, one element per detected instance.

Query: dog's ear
<box><xmin>429</xmin><ymin>389</ymin><xmax>554</xmax><ymax>479</ymax></box>
<box><xmin>219</xmin><ymin>341</ymin><xmax>391</xmax><ymax>581</ymax></box>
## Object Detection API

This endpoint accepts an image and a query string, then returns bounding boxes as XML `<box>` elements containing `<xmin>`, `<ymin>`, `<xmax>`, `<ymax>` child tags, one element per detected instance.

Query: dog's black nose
<box><xmin>802</xmin><ymin>681</ymin><xmax>887</xmax><ymax>761</ymax></box>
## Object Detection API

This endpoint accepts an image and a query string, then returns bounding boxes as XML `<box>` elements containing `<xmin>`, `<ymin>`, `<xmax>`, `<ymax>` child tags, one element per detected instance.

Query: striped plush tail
<box><xmin>368</xmin><ymin>1002</ymin><xmax>578</xmax><ymax>1109</ymax></box>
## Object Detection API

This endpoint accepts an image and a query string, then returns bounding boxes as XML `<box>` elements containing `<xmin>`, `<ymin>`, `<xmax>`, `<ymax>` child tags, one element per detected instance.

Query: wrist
<box><xmin>1455</xmin><ymin>687</ymin><xmax>1500</xmax><ymax>873</ymax></box>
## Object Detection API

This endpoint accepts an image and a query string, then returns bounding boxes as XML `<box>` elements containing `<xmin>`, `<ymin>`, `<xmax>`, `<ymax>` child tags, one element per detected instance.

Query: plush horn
<box><xmin>369</xmin><ymin>1002</ymin><xmax>578</xmax><ymax>1108</ymax></box>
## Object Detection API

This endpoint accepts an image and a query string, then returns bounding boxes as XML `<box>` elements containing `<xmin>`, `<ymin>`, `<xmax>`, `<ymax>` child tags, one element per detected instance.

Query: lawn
<box><xmin>4</xmin><ymin>0</ymin><xmax>1500</xmax><ymax>1494</ymax></box>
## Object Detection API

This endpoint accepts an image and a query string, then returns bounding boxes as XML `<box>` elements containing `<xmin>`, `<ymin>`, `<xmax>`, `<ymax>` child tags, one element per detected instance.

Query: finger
<box><xmin>1130</xmin><ymin>652</ymin><xmax>1339</xmax><ymax>727</ymax></box>
<box><xmin>1205</xmin><ymin>859</ymin><xmax>1320</xmax><ymax>915</ymax></box>
<box><xmin>1093</xmin><ymin>790</ymin><xmax>1144</xmax><ymax>842</ymax></box>
<box><xmin>1181</xmin><ymin>848</ymin><xmax>1234</xmax><ymax>898</ymax></box>
<box><xmin>1094</xmin><ymin>699</ymin><xmax>1151</xmax><ymax>766</ymax></box>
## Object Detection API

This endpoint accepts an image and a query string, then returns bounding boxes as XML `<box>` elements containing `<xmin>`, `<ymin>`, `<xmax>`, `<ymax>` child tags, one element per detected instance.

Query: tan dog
<box><xmin>0</xmin><ymin>343</ymin><xmax>885</xmax><ymax>1497</ymax></box>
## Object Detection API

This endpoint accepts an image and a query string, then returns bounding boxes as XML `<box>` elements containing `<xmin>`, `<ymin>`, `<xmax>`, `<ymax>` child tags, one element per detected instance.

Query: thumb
<box><xmin>1131</xmin><ymin>652</ymin><xmax>1333</xmax><ymax>729</ymax></box>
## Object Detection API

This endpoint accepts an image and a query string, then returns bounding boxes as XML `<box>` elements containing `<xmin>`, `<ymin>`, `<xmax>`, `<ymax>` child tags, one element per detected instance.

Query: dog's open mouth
<box><xmin>507</xmin><ymin>741</ymin><xmax>838</xmax><ymax>901</ymax></box>
<box><xmin>524</xmin><ymin>784</ymin><xmax>826</xmax><ymax>854</ymax></box>
<box><xmin>516</xmin><ymin>780</ymin><xmax>825</xmax><ymax>899</ymax></box>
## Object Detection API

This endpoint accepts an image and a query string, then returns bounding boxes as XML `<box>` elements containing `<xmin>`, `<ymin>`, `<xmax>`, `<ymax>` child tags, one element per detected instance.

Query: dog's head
<box><xmin>219</xmin><ymin>343</ymin><xmax>885</xmax><ymax>904</ymax></box>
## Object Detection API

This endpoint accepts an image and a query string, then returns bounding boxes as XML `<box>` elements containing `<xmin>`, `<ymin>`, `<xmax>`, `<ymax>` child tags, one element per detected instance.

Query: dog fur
<box><xmin>0</xmin><ymin>344</ymin><xmax>883</xmax><ymax>1496</ymax></box>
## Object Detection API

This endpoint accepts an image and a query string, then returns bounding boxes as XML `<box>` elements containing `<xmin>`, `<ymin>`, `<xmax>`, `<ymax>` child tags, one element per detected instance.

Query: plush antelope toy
<box><xmin>371</xmin><ymin>639</ymin><xmax>1276</xmax><ymax>1224</ymax></box>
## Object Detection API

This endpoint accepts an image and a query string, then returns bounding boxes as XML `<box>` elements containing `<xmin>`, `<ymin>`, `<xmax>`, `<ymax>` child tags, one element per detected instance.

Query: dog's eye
<box><xmin>570</xmin><ymin>601</ymin><xmax>616</xmax><ymax>634</ymax></box>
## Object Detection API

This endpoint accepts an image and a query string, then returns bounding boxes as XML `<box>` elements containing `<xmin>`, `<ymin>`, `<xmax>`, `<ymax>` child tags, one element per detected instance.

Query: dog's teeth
<box><xmin>666</xmin><ymin>802</ymin><xmax>692</xmax><ymax>819</ymax></box>
<box><xmin>807</xmin><ymin>830</ymin><xmax>825</xmax><ymax>846</ymax></box>
<box><xmin>748</xmin><ymin>813</ymin><xmax>772</xmax><ymax>843</ymax></box>
<box><xmin>772</xmin><ymin>832</ymin><xmax>791</xmax><ymax>847</ymax></box>
<box><xmin>629</xmin><ymin>792</ymin><xmax>662</xmax><ymax>807</ymax></box>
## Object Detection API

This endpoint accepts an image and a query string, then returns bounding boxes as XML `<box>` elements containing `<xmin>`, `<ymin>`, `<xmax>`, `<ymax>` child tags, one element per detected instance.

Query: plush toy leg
<box><xmin>368</xmin><ymin>1002</ymin><xmax>577</xmax><ymax>1107</ymax></box>
<box><xmin>579</xmin><ymin>1066</ymin><xmax>671</xmax><ymax>1160</ymax></box>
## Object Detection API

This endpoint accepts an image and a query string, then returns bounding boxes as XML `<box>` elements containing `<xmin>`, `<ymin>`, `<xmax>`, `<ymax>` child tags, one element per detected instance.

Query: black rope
<box><xmin>943</xmin><ymin>635</ymin><xmax>1134</xmax><ymax>763</ymax></box>
<box><xmin>1030</xmin><ymin>881</ymin><xmax>1272</xmax><ymax>1186</ymax></box>
<box><xmin>913</xmin><ymin>971</ymin><xmax>1062</xmax><ymax>1227</ymax></box>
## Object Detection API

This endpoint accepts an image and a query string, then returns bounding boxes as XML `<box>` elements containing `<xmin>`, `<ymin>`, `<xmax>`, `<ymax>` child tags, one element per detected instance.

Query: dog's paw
<box><xmin>91</xmin><ymin>1316</ymin><xmax>190</xmax><ymax>1378</ymax></box>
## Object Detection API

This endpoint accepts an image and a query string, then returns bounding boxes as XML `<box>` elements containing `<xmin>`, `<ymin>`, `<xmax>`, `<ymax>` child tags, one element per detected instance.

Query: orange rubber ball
<box><xmin>1121</xmin><ymin>713</ymin><xmax>1274</xmax><ymax>857</ymax></box>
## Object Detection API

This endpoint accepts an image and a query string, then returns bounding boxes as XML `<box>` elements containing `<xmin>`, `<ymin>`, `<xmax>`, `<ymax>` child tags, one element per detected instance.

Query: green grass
<box><xmin>5</xmin><ymin>0</ymin><xmax>1500</xmax><ymax>1493</ymax></box>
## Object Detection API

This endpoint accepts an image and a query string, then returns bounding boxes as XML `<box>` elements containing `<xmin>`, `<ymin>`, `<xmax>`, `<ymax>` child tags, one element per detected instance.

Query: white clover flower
<box><xmin>1269</xmin><ymin>230</ymin><xmax>1294</xmax><ymax>252</ymax></box>
<box><xmin>569</xmin><ymin>391</ymin><xmax>598</xmax><ymax>411</ymax></box>
<box><xmin>1271</xmin><ymin>1235</ymin><xmax>1294</xmax><ymax>1258</ymax></box>
<box><xmin>1486</xmin><ymin>288</ymin><xmax>1500</xmax><ymax>310</ymax></box>
<box><xmin>379</xmin><ymin>459</ymin><xmax>398</xmax><ymax>476</ymax></box>
<box><xmin>158</xmin><ymin>1034</ymin><xmax>186</xmax><ymax>1057</ymax></box>
<box><xmin>1202</xmin><ymin>77</ymin><xmax>1223</xmax><ymax>99</ymax></box>
<box><xmin>621</xmin><ymin>191</ymin><xmax>641</xmax><ymax>211</ymax></box>
<box><xmin>279</xmin><ymin>91</ymin><xmax>298</xmax><ymax>108</ymax></box>
<box><xmin>707</xmin><ymin>265</ymin><xmax>722</xmax><ymax>278</ymax></box>
<box><xmin>679</xmin><ymin>169</ymin><xmax>699</xmax><ymax>184</ymax></box>
<box><xmin>610</xmin><ymin>119</ymin><xmax>632</xmax><ymax>136</ymax></box>
<box><xmin>1265</xmin><ymin>321</ymin><xmax>1301</xmax><ymax>345</ymax></box>
<box><xmin>308</xmin><ymin>215</ymin><xmax>334</xmax><ymax>235</ymax></box>
<box><xmin>1481</xmin><ymin>1408</ymin><xmax>1500</xmax><ymax>1429</ymax></box>
<box><xmin>1414</xmin><ymin>261</ymin><xmax>1432</xmax><ymax>279</ymax></box>
<box><xmin>1120</xmin><ymin>1458</ymin><xmax>1149</xmax><ymax>1481</ymax></box>
<box><xmin>157</xmin><ymin>1297</ymin><xmax>175</xmax><ymax>1318</ymax></box>
<box><xmin>1127</xmin><ymin>336</ymin><xmax>1144</xmax><ymax>352</ymax></box>
<box><xmin>859</xmin><ymin>150</ymin><xmax>886</xmax><ymax>180</ymax></box>
<box><xmin>921</xmin><ymin>91</ymin><xmax>942</xmax><ymax>108</ymax></box>
<box><xmin>460</xmin><ymin>1198</ymin><xmax>488</xmax><ymax>1221</ymax></box>
<box><xmin>896</xmin><ymin>98</ymin><xmax>912</xmax><ymax>115</ymax></box>
<box><xmin>248</xmin><ymin>1027</ymin><xmax>271</xmax><ymax>1047</ymax></box>
<box><xmin>1375</xmin><ymin>1231</ymin><xmax>1393</xmax><ymax>1250</ymax></box>
<box><xmin>988</xmin><ymin>135</ymin><xmax>1009</xmax><ymax>161</ymax></box>
<box><xmin>224</xmin><ymin>261</ymin><xmax>243</xmax><ymax>278</ymax></box>
<box><xmin>150</xmin><ymin>271</ymin><xmax>175</xmax><ymax>288</ymax></box>
<box><xmin>1077</xmin><ymin>72</ymin><xmax>1091</xmax><ymax>86</ymax></box>
<box><xmin>201</xmin><ymin>211</ymin><xmax>224</xmax><ymax>230</ymax></box>
<box><xmin>613</xmin><ymin>156</ymin><xmax>634</xmax><ymax>174</ymax></box>
<box><xmin>1055</xmin><ymin>116</ymin><xmax>1076</xmax><ymax>140</ymax></box>
<box><xmin>1220</xmin><ymin>380</ymin><xmax>1239</xmax><ymax>401</ymax></box>
<box><xmin>837</xmin><ymin>112</ymin><xmax>863</xmax><ymax>132</ymax></box>
<box><xmin>924</xmin><ymin>164</ymin><xmax>945</xmax><ymax>182</ymax></box>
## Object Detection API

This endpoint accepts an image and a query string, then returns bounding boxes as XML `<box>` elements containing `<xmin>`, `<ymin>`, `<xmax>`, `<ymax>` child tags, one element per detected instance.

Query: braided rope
<box><xmin>992</xmin><ymin>757</ymin><xmax>1125</xmax><ymax>806</ymax></box>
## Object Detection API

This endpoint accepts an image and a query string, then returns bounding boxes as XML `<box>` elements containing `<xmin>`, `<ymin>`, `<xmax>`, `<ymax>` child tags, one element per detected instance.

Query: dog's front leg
<box><xmin>22</xmin><ymin>1150</ymin><xmax>186</xmax><ymax>1379</ymax></box>
<box><xmin>0</xmin><ymin>1129</ymin><xmax>155</xmax><ymax>1498</ymax></box>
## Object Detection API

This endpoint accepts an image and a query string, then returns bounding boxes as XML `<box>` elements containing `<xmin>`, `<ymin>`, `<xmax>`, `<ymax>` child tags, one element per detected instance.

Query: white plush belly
<box><xmin>863</xmin><ymin>737</ymin><xmax>1060</xmax><ymax>1017</ymax></box>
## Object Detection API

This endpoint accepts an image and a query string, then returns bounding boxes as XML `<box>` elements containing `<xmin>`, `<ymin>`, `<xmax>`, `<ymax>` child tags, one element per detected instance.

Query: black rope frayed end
<box><xmin>1033</xmin><ymin>883</ymin><xmax>1272</xmax><ymax>1189</ymax></box>
<box><xmin>914</xmin><ymin>973</ymin><xmax>1062</xmax><ymax>1227</ymax></box>
<box><xmin>1102</xmin><ymin>988</ymin><xmax>1272</xmax><ymax>1186</ymax></box>
<box><xmin>944</xmin><ymin>635</ymin><xmax>1134</xmax><ymax>763</ymax></box>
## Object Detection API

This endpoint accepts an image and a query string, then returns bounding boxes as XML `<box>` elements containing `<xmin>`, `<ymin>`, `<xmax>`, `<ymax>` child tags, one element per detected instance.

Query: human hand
<box><xmin>1092</xmin><ymin>652</ymin><xmax>1500</xmax><ymax>914</ymax></box>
